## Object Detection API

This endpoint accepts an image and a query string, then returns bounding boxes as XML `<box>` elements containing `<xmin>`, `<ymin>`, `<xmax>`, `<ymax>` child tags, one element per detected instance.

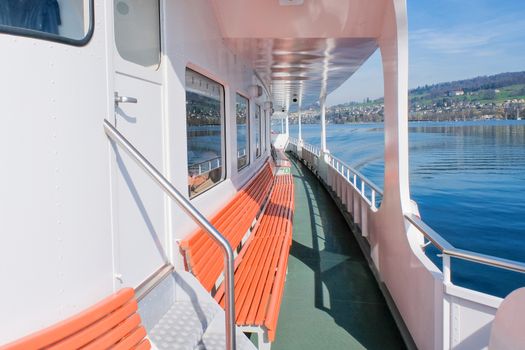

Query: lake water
<box><xmin>287</xmin><ymin>120</ymin><xmax>525</xmax><ymax>298</ymax></box>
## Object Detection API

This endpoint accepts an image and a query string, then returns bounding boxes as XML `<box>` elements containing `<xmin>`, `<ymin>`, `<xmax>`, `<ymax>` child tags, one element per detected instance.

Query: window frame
<box><xmin>255</xmin><ymin>104</ymin><xmax>262</xmax><ymax>159</ymax></box>
<box><xmin>235</xmin><ymin>92</ymin><xmax>251</xmax><ymax>172</ymax></box>
<box><xmin>113</xmin><ymin>0</ymin><xmax>162</xmax><ymax>69</ymax></box>
<box><xmin>185</xmin><ymin>67</ymin><xmax>227</xmax><ymax>199</ymax></box>
<box><xmin>0</xmin><ymin>0</ymin><xmax>95</xmax><ymax>46</ymax></box>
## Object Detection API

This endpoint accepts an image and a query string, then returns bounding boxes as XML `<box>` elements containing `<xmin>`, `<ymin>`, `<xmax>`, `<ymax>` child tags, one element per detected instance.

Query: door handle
<box><xmin>115</xmin><ymin>92</ymin><xmax>138</xmax><ymax>105</ymax></box>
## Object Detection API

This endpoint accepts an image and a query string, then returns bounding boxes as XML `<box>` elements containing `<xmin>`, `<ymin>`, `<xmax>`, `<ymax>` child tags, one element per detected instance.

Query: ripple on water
<box><xmin>290</xmin><ymin>120</ymin><xmax>525</xmax><ymax>297</ymax></box>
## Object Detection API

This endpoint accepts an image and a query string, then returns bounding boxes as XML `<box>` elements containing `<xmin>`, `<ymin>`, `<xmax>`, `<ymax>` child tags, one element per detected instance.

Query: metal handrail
<box><xmin>329</xmin><ymin>154</ymin><xmax>384</xmax><ymax>197</ymax></box>
<box><xmin>405</xmin><ymin>213</ymin><xmax>525</xmax><ymax>274</ymax></box>
<box><xmin>103</xmin><ymin>120</ymin><xmax>236</xmax><ymax>350</ymax></box>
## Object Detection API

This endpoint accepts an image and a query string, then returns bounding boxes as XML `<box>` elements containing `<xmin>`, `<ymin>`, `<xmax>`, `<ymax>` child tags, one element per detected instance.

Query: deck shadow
<box><xmin>272</xmin><ymin>156</ymin><xmax>406</xmax><ymax>350</ymax></box>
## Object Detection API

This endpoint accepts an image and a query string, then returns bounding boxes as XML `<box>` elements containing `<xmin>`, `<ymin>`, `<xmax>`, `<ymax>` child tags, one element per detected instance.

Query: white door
<box><xmin>112</xmin><ymin>0</ymin><xmax>166</xmax><ymax>288</ymax></box>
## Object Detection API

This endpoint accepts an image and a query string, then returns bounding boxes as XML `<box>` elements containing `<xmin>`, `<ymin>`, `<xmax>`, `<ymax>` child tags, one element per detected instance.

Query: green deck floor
<box><xmin>272</xmin><ymin>156</ymin><xmax>406</xmax><ymax>350</ymax></box>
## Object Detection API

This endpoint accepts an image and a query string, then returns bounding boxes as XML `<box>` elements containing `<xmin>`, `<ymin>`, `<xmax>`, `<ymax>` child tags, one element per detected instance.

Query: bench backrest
<box><xmin>180</xmin><ymin>161</ymin><xmax>274</xmax><ymax>292</ymax></box>
<box><xmin>1</xmin><ymin>288</ymin><xmax>150</xmax><ymax>350</ymax></box>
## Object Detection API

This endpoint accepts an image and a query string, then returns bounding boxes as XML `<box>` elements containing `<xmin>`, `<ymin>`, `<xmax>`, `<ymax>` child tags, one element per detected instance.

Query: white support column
<box><xmin>318</xmin><ymin>95</ymin><xmax>330</xmax><ymax>181</ymax></box>
<box><xmin>371</xmin><ymin>2</ymin><xmax>433</xmax><ymax>350</ymax></box>
<box><xmin>280</xmin><ymin>118</ymin><xmax>284</xmax><ymax>134</ymax></box>
<box><xmin>320</xmin><ymin>97</ymin><xmax>327</xmax><ymax>152</ymax></box>
<box><xmin>298</xmin><ymin>107</ymin><xmax>302</xmax><ymax>141</ymax></box>
<box><xmin>285</xmin><ymin>113</ymin><xmax>289</xmax><ymax>136</ymax></box>
<box><xmin>297</xmin><ymin>107</ymin><xmax>303</xmax><ymax>157</ymax></box>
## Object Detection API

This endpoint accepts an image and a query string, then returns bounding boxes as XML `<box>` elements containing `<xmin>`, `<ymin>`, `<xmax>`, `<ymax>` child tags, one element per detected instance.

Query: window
<box><xmin>0</xmin><ymin>0</ymin><xmax>93</xmax><ymax>45</ymax></box>
<box><xmin>262</xmin><ymin>109</ymin><xmax>267</xmax><ymax>153</ymax></box>
<box><xmin>255</xmin><ymin>104</ymin><xmax>261</xmax><ymax>158</ymax></box>
<box><xmin>114</xmin><ymin>0</ymin><xmax>160</xmax><ymax>68</ymax></box>
<box><xmin>236</xmin><ymin>94</ymin><xmax>250</xmax><ymax>171</ymax></box>
<box><xmin>186</xmin><ymin>69</ymin><xmax>226</xmax><ymax>198</ymax></box>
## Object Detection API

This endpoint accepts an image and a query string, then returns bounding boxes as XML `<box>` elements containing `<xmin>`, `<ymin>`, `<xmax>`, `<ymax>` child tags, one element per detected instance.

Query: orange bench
<box><xmin>180</xmin><ymin>160</ymin><xmax>294</xmax><ymax>349</ymax></box>
<box><xmin>1</xmin><ymin>288</ymin><xmax>150</xmax><ymax>350</ymax></box>
<box><xmin>180</xmin><ymin>161</ymin><xmax>275</xmax><ymax>292</ymax></box>
<box><xmin>215</xmin><ymin>174</ymin><xmax>294</xmax><ymax>346</ymax></box>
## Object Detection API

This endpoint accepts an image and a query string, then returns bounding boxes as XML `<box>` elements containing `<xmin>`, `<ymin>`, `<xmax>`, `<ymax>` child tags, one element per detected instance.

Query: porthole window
<box><xmin>186</xmin><ymin>69</ymin><xmax>226</xmax><ymax>198</ymax></box>
<box><xmin>0</xmin><ymin>0</ymin><xmax>93</xmax><ymax>45</ymax></box>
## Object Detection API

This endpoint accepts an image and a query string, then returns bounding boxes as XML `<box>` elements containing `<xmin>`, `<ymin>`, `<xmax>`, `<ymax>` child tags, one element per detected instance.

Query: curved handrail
<box><xmin>103</xmin><ymin>120</ymin><xmax>236</xmax><ymax>350</ymax></box>
<box><xmin>329</xmin><ymin>154</ymin><xmax>384</xmax><ymax>197</ymax></box>
<box><xmin>405</xmin><ymin>213</ymin><xmax>525</xmax><ymax>274</ymax></box>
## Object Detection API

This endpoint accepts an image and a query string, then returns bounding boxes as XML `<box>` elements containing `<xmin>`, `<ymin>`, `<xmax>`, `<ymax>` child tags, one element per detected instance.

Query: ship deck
<box><xmin>272</xmin><ymin>155</ymin><xmax>405</xmax><ymax>350</ymax></box>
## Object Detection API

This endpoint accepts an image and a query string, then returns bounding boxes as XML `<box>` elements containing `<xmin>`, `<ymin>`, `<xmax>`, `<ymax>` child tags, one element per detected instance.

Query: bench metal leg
<box><xmin>258</xmin><ymin>330</ymin><xmax>272</xmax><ymax>350</ymax></box>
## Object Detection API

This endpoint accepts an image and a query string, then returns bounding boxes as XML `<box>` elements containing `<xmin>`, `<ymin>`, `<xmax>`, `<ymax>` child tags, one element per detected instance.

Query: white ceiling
<box><xmin>211</xmin><ymin>0</ymin><xmax>387</xmax><ymax>111</ymax></box>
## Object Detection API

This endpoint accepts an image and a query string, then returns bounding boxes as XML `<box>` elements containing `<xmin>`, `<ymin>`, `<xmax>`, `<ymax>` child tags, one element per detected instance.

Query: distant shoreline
<box><xmin>286</xmin><ymin>119</ymin><xmax>525</xmax><ymax>126</ymax></box>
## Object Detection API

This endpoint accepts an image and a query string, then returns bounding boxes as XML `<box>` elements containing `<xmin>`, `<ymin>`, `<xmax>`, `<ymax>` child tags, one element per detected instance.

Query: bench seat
<box><xmin>214</xmin><ymin>174</ymin><xmax>294</xmax><ymax>343</ymax></box>
<box><xmin>1</xmin><ymin>288</ymin><xmax>150</xmax><ymax>350</ymax></box>
<box><xmin>180</xmin><ymin>162</ymin><xmax>274</xmax><ymax>292</ymax></box>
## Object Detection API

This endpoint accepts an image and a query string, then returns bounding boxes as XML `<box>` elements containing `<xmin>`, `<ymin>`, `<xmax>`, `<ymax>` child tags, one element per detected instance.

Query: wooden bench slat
<box><xmin>194</xmin><ymin>174</ymin><xmax>272</xmax><ymax>290</ymax></box>
<box><xmin>1</xmin><ymin>288</ymin><xmax>149</xmax><ymax>350</ymax></box>
<box><xmin>188</xmin><ymin>170</ymin><xmax>267</xmax><ymax>261</ymax></box>
<box><xmin>181</xmin><ymin>162</ymin><xmax>274</xmax><ymax>292</ymax></box>
<box><xmin>50</xmin><ymin>300</ymin><xmax>138</xmax><ymax>350</ymax></box>
<box><xmin>237</xmin><ymin>230</ymin><xmax>281</xmax><ymax>322</ymax></box>
<box><xmin>184</xmin><ymin>164</ymin><xmax>272</xmax><ymax>251</ymax></box>
<box><xmin>181</xmin><ymin>157</ymin><xmax>293</xmax><ymax>345</ymax></box>
<box><xmin>215</xmin><ymin>174</ymin><xmax>294</xmax><ymax>326</ymax></box>
<box><xmin>112</xmin><ymin>326</ymin><xmax>148</xmax><ymax>350</ymax></box>
<box><xmin>263</xmin><ymin>237</ymin><xmax>292</xmax><ymax>341</ymax></box>
<box><xmin>249</xmin><ymin>201</ymin><xmax>292</xmax><ymax>323</ymax></box>
<box><xmin>133</xmin><ymin>339</ymin><xmax>152</xmax><ymax>350</ymax></box>
<box><xmin>81</xmin><ymin>313</ymin><xmax>141</xmax><ymax>350</ymax></box>
<box><xmin>244</xmin><ymin>235</ymin><xmax>286</xmax><ymax>325</ymax></box>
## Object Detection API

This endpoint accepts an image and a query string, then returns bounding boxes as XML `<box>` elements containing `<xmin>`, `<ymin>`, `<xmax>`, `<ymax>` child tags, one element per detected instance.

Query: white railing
<box><xmin>289</xmin><ymin>138</ymin><xmax>525</xmax><ymax>349</ymax></box>
<box><xmin>405</xmin><ymin>214</ymin><xmax>525</xmax><ymax>277</ymax></box>
<box><xmin>188</xmin><ymin>156</ymin><xmax>221</xmax><ymax>176</ymax></box>
<box><xmin>237</xmin><ymin>148</ymin><xmax>246</xmax><ymax>158</ymax></box>
<box><xmin>303</xmin><ymin>142</ymin><xmax>320</xmax><ymax>156</ymax></box>
<box><xmin>327</xmin><ymin>154</ymin><xmax>383</xmax><ymax>209</ymax></box>
<box><xmin>288</xmin><ymin>139</ymin><xmax>381</xmax><ymax>208</ymax></box>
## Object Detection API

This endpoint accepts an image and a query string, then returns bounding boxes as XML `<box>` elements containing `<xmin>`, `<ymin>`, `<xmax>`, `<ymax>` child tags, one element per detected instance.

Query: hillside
<box><xmin>292</xmin><ymin>71</ymin><xmax>525</xmax><ymax>123</ymax></box>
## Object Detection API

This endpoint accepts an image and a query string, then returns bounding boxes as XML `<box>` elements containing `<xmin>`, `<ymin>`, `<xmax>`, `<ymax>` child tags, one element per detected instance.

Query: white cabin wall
<box><xmin>0</xmin><ymin>2</ymin><xmax>115</xmax><ymax>344</ymax></box>
<box><xmin>162</xmin><ymin>0</ymin><xmax>271</xmax><ymax>268</ymax></box>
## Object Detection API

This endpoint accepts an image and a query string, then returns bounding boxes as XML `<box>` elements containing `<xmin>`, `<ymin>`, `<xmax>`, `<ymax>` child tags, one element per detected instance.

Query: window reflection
<box><xmin>0</xmin><ymin>0</ymin><xmax>91</xmax><ymax>41</ymax></box>
<box><xmin>255</xmin><ymin>104</ymin><xmax>261</xmax><ymax>158</ymax></box>
<box><xmin>186</xmin><ymin>69</ymin><xmax>225</xmax><ymax>198</ymax></box>
<box><xmin>236</xmin><ymin>94</ymin><xmax>250</xmax><ymax>170</ymax></box>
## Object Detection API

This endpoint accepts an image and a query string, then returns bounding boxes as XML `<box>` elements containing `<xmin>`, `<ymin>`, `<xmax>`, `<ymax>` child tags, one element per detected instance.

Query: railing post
<box><xmin>361</xmin><ymin>180</ymin><xmax>365</xmax><ymax>195</ymax></box>
<box><xmin>371</xmin><ymin>190</ymin><xmax>376</xmax><ymax>210</ymax></box>
<box><xmin>443</xmin><ymin>254</ymin><xmax>451</xmax><ymax>284</ymax></box>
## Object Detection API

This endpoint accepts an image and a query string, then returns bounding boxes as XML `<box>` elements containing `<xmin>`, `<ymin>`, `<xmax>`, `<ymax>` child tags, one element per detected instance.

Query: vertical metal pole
<box><xmin>320</xmin><ymin>98</ymin><xmax>327</xmax><ymax>152</ymax></box>
<box><xmin>443</xmin><ymin>253</ymin><xmax>451</xmax><ymax>350</ymax></box>
<box><xmin>285</xmin><ymin>113</ymin><xmax>289</xmax><ymax>136</ymax></box>
<box><xmin>298</xmin><ymin>107</ymin><xmax>302</xmax><ymax>141</ymax></box>
<box><xmin>371</xmin><ymin>190</ymin><xmax>376</xmax><ymax>209</ymax></box>
<box><xmin>281</xmin><ymin>118</ymin><xmax>284</xmax><ymax>134</ymax></box>
<box><xmin>223</xmin><ymin>250</ymin><xmax>236</xmax><ymax>350</ymax></box>
<box><xmin>102</xmin><ymin>120</ymin><xmax>236</xmax><ymax>350</ymax></box>
<box><xmin>443</xmin><ymin>254</ymin><xmax>451</xmax><ymax>284</ymax></box>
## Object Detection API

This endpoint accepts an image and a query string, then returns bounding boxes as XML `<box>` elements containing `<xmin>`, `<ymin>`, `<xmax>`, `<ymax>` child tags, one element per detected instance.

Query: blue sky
<box><xmin>327</xmin><ymin>0</ymin><xmax>525</xmax><ymax>106</ymax></box>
